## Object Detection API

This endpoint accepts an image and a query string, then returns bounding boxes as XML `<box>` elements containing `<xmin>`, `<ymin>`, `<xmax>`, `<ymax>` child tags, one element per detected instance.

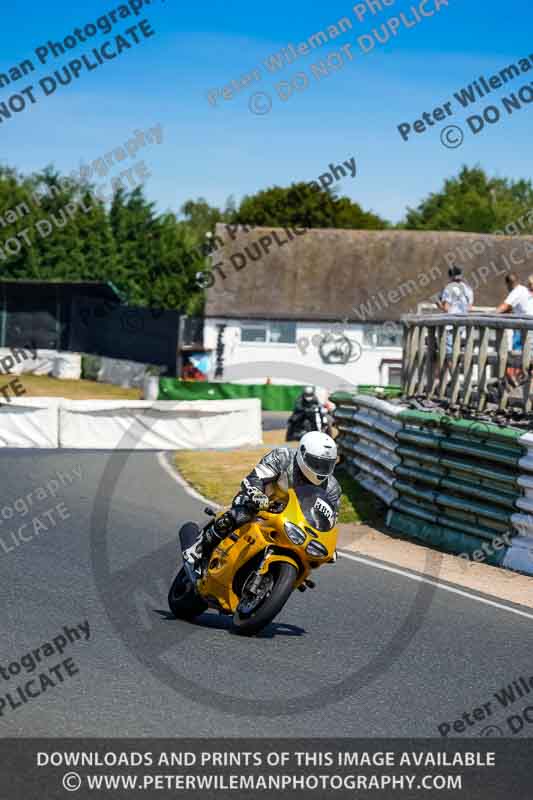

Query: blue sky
<box><xmin>1</xmin><ymin>0</ymin><xmax>531</xmax><ymax>223</ymax></box>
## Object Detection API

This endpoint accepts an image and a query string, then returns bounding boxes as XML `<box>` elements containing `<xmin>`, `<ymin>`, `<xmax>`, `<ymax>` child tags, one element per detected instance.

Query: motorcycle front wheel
<box><xmin>168</xmin><ymin>567</ymin><xmax>208</xmax><ymax>621</ymax></box>
<box><xmin>232</xmin><ymin>562</ymin><xmax>297</xmax><ymax>636</ymax></box>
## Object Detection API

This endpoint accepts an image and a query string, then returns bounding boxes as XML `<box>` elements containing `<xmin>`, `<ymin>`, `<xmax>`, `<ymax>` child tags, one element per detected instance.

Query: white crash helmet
<box><xmin>297</xmin><ymin>431</ymin><xmax>337</xmax><ymax>485</ymax></box>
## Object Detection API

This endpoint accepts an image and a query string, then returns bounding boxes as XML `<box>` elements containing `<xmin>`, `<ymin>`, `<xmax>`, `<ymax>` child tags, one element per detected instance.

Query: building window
<box><xmin>241</xmin><ymin>324</ymin><xmax>268</xmax><ymax>343</ymax></box>
<box><xmin>363</xmin><ymin>325</ymin><xmax>403</xmax><ymax>348</ymax></box>
<box><xmin>388</xmin><ymin>366</ymin><xmax>402</xmax><ymax>386</ymax></box>
<box><xmin>240</xmin><ymin>321</ymin><xmax>296</xmax><ymax>344</ymax></box>
<box><xmin>269</xmin><ymin>322</ymin><xmax>296</xmax><ymax>343</ymax></box>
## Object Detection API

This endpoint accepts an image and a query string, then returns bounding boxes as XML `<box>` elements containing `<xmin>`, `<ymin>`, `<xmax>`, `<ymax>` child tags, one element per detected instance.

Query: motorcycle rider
<box><xmin>299</xmin><ymin>385</ymin><xmax>320</xmax><ymax>408</ymax></box>
<box><xmin>287</xmin><ymin>385</ymin><xmax>330</xmax><ymax>440</ymax></box>
<box><xmin>184</xmin><ymin>431</ymin><xmax>340</xmax><ymax>567</ymax></box>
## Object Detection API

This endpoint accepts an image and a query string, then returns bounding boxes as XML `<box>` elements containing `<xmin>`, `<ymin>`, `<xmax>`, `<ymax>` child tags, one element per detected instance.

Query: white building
<box><xmin>199</xmin><ymin>224</ymin><xmax>518</xmax><ymax>391</ymax></box>
<box><xmin>203</xmin><ymin>316</ymin><xmax>403</xmax><ymax>389</ymax></box>
<box><xmin>198</xmin><ymin>224</ymin><xmax>434</xmax><ymax>391</ymax></box>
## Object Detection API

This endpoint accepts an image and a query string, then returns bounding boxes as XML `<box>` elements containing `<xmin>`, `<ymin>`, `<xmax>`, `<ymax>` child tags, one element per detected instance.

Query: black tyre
<box><xmin>168</xmin><ymin>566</ymin><xmax>207</xmax><ymax>621</ymax></box>
<box><xmin>232</xmin><ymin>562</ymin><xmax>297</xmax><ymax>636</ymax></box>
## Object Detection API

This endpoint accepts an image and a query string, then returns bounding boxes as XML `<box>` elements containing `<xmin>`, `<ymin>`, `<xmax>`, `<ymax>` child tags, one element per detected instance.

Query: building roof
<box><xmin>206</xmin><ymin>225</ymin><xmax>533</xmax><ymax>322</ymax></box>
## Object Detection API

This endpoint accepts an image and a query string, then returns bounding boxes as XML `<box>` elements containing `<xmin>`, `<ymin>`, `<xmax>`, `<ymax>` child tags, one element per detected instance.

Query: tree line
<box><xmin>0</xmin><ymin>164</ymin><xmax>532</xmax><ymax>314</ymax></box>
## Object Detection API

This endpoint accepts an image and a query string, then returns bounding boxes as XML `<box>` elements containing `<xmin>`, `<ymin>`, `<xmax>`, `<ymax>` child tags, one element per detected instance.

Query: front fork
<box><xmin>183</xmin><ymin>560</ymin><xmax>199</xmax><ymax>585</ymax></box>
<box><xmin>257</xmin><ymin>548</ymin><xmax>320</xmax><ymax>593</ymax></box>
<box><xmin>257</xmin><ymin>548</ymin><xmax>300</xmax><ymax>581</ymax></box>
<box><xmin>179</xmin><ymin>523</ymin><xmax>204</xmax><ymax>585</ymax></box>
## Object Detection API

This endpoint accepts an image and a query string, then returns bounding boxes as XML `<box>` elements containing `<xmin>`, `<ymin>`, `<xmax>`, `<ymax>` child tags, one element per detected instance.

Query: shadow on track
<box><xmin>154</xmin><ymin>608</ymin><xmax>305</xmax><ymax>638</ymax></box>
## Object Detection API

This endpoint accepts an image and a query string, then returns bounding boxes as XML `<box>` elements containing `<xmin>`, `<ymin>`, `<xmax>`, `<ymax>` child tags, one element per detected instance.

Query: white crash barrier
<box><xmin>58</xmin><ymin>398</ymin><xmax>262</xmax><ymax>450</ymax></box>
<box><xmin>0</xmin><ymin>398</ymin><xmax>60</xmax><ymax>448</ymax></box>
<box><xmin>52</xmin><ymin>355</ymin><xmax>82</xmax><ymax>380</ymax></box>
<box><xmin>97</xmin><ymin>357</ymin><xmax>150</xmax><ymax>389</ymax></box>
<box><xmin>0</xmin><ymin>349</ymin><xmax>81</xmax><ymax>378</ymax></box>
<box><xmin>0</xmin><ymin>398</ymin><xmax>262</xmax><ymax>450</ymax></box>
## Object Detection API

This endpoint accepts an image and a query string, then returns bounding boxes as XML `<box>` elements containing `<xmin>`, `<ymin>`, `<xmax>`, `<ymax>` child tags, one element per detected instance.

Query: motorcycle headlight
<box><xmin>284</xmin><ymin>522</ymin><xmax>306</xmax><ymax>545</ymax></box>
<box><xmin>306</xmin><ymin>540</ymin><xmax>329</xmax><ymax>558</ymax></box>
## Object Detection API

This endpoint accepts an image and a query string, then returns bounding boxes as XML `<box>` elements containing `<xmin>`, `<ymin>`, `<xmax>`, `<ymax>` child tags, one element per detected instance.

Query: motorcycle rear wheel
<box><xmin>168</xmin><ymin>567</ymin><xmax>208</xmax><ymax>621</ymax></box>
<box><xmin>232</xmin><ymin>562</ymin><xmax>297</xmax><ymax>636</ymax></box>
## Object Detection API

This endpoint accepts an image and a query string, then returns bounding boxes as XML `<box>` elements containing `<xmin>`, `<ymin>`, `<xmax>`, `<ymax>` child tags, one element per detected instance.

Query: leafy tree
<box><xmin>178</xmin><ymin>197</ymin><xmax>235</xmax><ymax>258</ymax></box>
<box><xmin>231</xmin><ymin>182</ymin><xmax>388</xmax><ymax>230</ymax></box>
<box><xmin>109</xmin><ymin>188</ymin><xmax>206</xmax><ymax>313</ymax></box>
<box><xmin>109</xmin><ymin>186</ymin><xmax>159</xmax><ymax>302</ymax></box>
<box><xmin>5</xmin><ymin>161</ymin><xmax>533</xmax><ymax>319</ymax></box>
<box><xmin>33</xmin><ymin>172</ymin><xmax>118</xmax><ymax>282</ymax></box>
<box><xmin>0</xmin><ymin>166</ymin><xmax>40</xmax><ymax>278</ymax></box>
<box><xmin>74</xmin><ymin>188</ymin><xmax>118</xmax><ymax>283</ymax></box>
<box><xmin>0</xmin><ymin>167</ymin><xmax>120</xmax><ymax>282</ymax></box>
<box><xmin>403</xmin><ymin>166</ymin><xmax>533</xmax><ymax>233</ymax></box>
<box><xmin>146</xmin><ymin>213</ymin><xmax>205</xmax><ymax>315</ymax></box>
<box><xmin>0</xmin><ymin>168</ymin><xmax>205</xmax><ymax>314</ymax></box>
<box><xmin>179</xmin><ymin>198</ymin><xmax>231</xmax><ymax>239</ymax></box>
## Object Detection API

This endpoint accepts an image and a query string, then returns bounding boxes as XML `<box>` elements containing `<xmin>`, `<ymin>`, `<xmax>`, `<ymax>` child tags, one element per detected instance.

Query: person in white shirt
<box><xmin>438</xmin><ymin>266</ymin><xmax>474</xmax><ymax>317</ymax></box>
<box><xmin>497</xmin><ymin>273</ymin><xmax>529</xmax><ymax>385</ymax></box>
<box><xmin>498</xmin><ymin>273</ymin><xmax>530</xmax><ymax>318</ymax></box>
<box><xmin>436</xmin><ymin>267</ymin><xmax>474</xmax><ymax>374</ymax></box>
<box><xmin>527</xmin><ymin>275</ymin><xmax>533</xmax><ymax>316</ymax></box>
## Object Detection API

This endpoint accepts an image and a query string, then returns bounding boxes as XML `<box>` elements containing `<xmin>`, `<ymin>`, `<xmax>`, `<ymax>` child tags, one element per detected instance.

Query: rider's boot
<box><xmin>183</xmin><ymin>522</ymin><xmax>223</xmax><ymax>567</ymax></box>
<box><xmin>183</xmin><ymin>505</ymin><xmax>253</xmax><ymax>568</ymax></box>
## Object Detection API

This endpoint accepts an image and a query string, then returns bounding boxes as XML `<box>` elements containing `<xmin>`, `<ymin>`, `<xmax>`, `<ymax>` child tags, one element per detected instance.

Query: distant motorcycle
<box><xmin>286</xmin><ymin>403</ymin><xmax>332</xmax><ymax>442</ymax></box>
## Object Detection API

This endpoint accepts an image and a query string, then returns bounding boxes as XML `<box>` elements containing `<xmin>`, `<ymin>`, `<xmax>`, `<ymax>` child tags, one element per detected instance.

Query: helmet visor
<box><xmin>303</xmin><ymin>453</ymin><xmax>336</xmax><ymax>478</ymax></box>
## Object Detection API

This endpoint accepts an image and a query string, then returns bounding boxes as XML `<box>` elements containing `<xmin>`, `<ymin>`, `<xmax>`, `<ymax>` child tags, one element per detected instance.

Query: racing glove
<box><xmin>247</xmin><ymin>487</ymin><xmax>270</xmax><ymax>511</ymax></box>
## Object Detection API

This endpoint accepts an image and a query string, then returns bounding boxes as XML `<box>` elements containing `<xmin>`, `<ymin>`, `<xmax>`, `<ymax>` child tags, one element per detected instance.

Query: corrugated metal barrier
<box><xmin>332</xmin><ymin>392</ymin><xmax>533</xmax><ymax>576</ymax></box>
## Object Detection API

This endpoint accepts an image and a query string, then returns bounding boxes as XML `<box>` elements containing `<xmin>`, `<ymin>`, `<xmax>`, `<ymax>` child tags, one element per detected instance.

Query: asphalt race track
<box><xmin>262</xmin><ymin>411</ymin><xmax>290</xmax><ymax>431</ymax></box>
<box><xmin>1</xmin><ymin>450</ymin><xmax>532</xmax><ymax>739</ymax></box>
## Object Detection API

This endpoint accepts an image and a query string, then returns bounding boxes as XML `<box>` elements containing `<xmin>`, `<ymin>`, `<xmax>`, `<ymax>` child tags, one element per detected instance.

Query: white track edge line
<box><xmin>156</xmin><ymin>452</ymin><xmax>222</xmax><ymax>509</ymax></box>
<box><xmin>338</xmin><ymin>550</ymin><xmax>533</xmax><ymax>622</ymax></box>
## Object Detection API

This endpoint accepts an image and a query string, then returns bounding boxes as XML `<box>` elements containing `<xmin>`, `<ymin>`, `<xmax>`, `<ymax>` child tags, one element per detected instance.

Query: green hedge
<box><xmin>158</xmin><ymin>380</ymin><xmax>306</xmax><ymax>411</ymax></box>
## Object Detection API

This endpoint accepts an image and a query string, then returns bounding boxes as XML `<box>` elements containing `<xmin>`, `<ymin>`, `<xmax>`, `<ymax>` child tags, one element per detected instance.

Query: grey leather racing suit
<box><xmin>210</xmin><ymin>446</ymin><xmax>341</xmax><ymax>539</ymax></box>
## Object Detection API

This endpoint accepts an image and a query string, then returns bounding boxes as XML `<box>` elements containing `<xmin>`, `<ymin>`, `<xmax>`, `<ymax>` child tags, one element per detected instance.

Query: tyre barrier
<box><xmin>332</xmin><ymin>392</ymin><xmax>533</xmax><ymax>577</ymax></box>
<box><xmin>333</xmin><ymin>394</ymin><xmax>406</xmax><ymax>507</ymax></box>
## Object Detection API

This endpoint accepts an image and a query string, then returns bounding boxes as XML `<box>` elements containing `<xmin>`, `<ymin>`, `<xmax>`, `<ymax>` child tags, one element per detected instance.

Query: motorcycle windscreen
<box><xmin>295</xmin><ymin>485</ymin><xmax>336</xmax><ymax>532</ymax></box>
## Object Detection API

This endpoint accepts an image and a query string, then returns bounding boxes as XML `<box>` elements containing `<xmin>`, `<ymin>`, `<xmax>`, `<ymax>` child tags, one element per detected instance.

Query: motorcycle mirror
<box><xmin>204</xmin><ymin>507</ymin><xmax>217</xmax><ymax>517</ymax></box>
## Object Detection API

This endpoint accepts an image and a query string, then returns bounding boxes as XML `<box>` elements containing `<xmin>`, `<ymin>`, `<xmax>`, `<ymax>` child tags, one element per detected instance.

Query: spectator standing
<box><xmin>437</xmin><ymin>266</ymin><xmax>474</xmax><ymax>316</ymax></box>
<box><xmin>497</xmin><ymin>272</ymin><xmax>529</xmax><ymax>319</ymax></box>
<box><xmin>527</xmin><ymin>275</ymin><xmax>533</xmax><ymax>315</ymax></box>
<box><xmin>496</xmin><ymin>273</ymin><xmax>530</xmax><ymax>385</ymax></box>
<box><xmin>436</xmin><ymin>267</ymin><xmax>474</xmax><ymax>376</ymax></box>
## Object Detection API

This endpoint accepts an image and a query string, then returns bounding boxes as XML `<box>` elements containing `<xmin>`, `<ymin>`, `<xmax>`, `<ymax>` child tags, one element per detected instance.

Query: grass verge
<box><xmin>175</xmin><ymin>429</ymin><xmax>383</xmax><ymax>525</ymax></box>
<box><xmin>12</xmin><ymin>374</ymin><xmax>141</xmax><ymax>400</ymax></box>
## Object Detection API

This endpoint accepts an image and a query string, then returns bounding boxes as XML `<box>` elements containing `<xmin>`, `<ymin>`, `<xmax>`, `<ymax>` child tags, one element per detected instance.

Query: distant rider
<box><xmin>287</xmin><ymin>385</ymin><xmax>331</xmax><ymax>440</ymax></box>
<box><xmin>184</xmin><ymin>431</ymin><xmax>340</xmax><ymax>566</ymax></box>
<box><xmin>296</xmin><ymin>385</ymin><xmax>321</xmax><ymax>411</ymax></box>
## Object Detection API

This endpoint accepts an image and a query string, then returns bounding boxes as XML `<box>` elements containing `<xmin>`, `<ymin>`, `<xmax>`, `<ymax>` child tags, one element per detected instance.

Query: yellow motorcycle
<box><xmin>168</xmin><ymin>485</ymin><xmax>338</xmax><ymax>636</ymax></box>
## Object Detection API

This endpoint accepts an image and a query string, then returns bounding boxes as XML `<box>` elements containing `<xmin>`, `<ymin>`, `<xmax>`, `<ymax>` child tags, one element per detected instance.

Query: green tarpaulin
<box><xmin>330</xmin><ymin>387</ymin><xmax>402</xmax><ymax>405</ymax></box>
<box><xmin>357</xmin><ymin>385</ymin><xmax>403</xmax><ymax>398</ymax></box>
<box><xmin>158</xmin><ymin>380</ymin><xmax>306</xmax><ymax>411</ymax></box>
